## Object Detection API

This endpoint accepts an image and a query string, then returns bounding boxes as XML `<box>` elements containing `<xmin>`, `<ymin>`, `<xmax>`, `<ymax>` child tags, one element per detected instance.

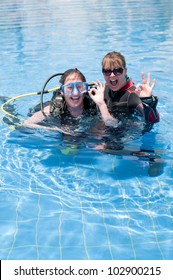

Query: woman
<box><xmin>24</xmin><ymin>68</ymin><xmax>118</xmax><ymax>132</ymax></box>
<box><xmin>88</xmin><ymin>51</ymin><xmax>159</xmax><ymax>124</ymax></box>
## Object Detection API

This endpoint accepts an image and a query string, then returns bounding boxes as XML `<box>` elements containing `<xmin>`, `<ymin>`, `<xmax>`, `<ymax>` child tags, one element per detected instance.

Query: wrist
<box><xmin>98</xmin><ymin>102</ymin><xmax>107</xmax><ymax>109</ymax></box>
<box><xmin>98</xmin><ymin>103</ymin><xmax>115</xmax><ymax>121</ymax></box>
<box><xmin>141</xmin><ymin>95</ymin><xmax>158</xmax><ymax>108</ymax></box>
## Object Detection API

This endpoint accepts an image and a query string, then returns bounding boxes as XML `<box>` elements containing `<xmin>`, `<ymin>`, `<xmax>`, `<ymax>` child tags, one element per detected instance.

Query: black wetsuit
<box><xmin>47</xmin><ymin>90</ymin><xmax>100</xmax><ymax>131</ymax></box>
<box><xmin>50</xmin><ymin>90</ymin><xmax>98</xmax><ymax>118</ymax></box>
<box><xmin>49</xmin><ymin>80</ymin><xmax>159</xmax><ymax>125</ymax></box>
<box><xmin>104</xmin><ymin>79</ymin><xmax>160</xmax><ymax>124</ymax></box>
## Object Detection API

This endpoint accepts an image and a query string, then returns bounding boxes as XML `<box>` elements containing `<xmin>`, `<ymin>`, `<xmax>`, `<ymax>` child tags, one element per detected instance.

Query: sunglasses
<box><xmin>102</xmin><ymin>67</ymin><xmax>124</xmax><ymax>76</ymax></box>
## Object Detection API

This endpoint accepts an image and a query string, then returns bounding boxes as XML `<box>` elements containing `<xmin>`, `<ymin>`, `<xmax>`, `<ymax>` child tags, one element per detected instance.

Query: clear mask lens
<box><xmin>61</xmin><ymin>82</ymin><xmax>88</xmax><ymax>96</ymax></box>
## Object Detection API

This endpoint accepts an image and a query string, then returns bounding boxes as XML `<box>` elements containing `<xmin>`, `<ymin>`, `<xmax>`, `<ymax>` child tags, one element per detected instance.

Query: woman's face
<box><xmin>102</xmin><ymin>63</ymin><xmax>127</xmax><ymax>91</ymax></box>
<box><xmin>62</xmin><ymin>73</ymin><xmax>85</xmax><ymax>109</ymax></box>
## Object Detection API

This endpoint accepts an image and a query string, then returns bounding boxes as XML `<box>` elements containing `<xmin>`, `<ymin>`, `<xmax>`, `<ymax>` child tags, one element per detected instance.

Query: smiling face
<box><xmin>103</xmin><ymin>67</ymin><xmax>127</xmax><ymax>92</ymax></box>
<box><xmin>102</xmin><ymin>51</ymin><xmax>127</xmax><ymax>92</ymax></box>
<box><xmin>61</xmin><ymin>72</ymin><xmax>85</xmax><ymax>110</ymax></box>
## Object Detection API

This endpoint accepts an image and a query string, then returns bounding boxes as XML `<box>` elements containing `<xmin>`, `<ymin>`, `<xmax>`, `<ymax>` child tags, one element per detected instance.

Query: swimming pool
<box><xmin>0</xmin><ymin>0</ymin><xmax>173</xmax><ymax>260</ymax></box>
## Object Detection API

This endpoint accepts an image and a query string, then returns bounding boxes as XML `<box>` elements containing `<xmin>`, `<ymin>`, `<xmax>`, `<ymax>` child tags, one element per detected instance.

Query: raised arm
<box><xmin>135</xmin><ymin>72</ymin><xmax>156</xmax><ymax>97</ymax></box>
<box><xmin>88</xmin><ymin>81</ymin><xmax>119</xmax><ymax>127</ymax></box>
<box><xmin>135</xmin><ymin>72</ymin><xmax>159</xmax><ymax>123</ymax></box>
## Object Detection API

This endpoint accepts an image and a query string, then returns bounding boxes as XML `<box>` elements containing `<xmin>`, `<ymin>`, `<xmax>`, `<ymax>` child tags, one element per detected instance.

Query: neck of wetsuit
<box><xmin>119</xmin><ymin>79</ymin><xmax>134</xmax><ymax>93</ymax></box>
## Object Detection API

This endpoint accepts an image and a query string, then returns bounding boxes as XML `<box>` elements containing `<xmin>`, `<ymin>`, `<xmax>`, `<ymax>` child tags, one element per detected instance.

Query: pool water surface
<box><xmin>0</xmin><ymin>0</ymin><xmax>173</xmax><ymax>260</ymax></box>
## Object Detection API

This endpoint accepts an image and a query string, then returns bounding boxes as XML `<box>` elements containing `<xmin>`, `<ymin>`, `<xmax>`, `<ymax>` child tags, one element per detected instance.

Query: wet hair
<box><xmin>102</xmin><ymin>51</ymin><xmax>126</xmax><ymax>69</ymax></box>
<box><xmin>59</xmin><ymin>68</ymin><xmax>86</xmax><ymax>85</ymax></box>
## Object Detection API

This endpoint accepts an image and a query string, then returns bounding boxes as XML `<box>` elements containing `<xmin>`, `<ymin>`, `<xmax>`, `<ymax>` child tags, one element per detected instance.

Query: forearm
<box><xmin>24</xmin><ymin>119</ymin><xmax>50</xmax><ymax>130</ymax></box>
<box><xmin>23</xmin><ymin>119</ymin><xmax>71</xmax><ymax>134</ymax></box>
<box><xmin>98</xmin><ymin>103</ymin><xmax>119</xmax><ymax>127</ymax></box>
<box><xmin>23</xmin><ymin>107</ymin><xmax>49</xmax><ymax>129</ymax></box>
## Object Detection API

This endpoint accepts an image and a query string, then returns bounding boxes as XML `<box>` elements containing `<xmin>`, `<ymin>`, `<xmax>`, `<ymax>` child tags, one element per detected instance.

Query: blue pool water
<box><xmin>0</xmin><ymin>0</ymin><xmax>173</xmax><ymax>260</ymax></box>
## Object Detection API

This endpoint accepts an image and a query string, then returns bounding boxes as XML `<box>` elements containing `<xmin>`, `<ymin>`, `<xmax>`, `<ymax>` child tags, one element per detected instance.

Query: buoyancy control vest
<box><xmin>104</xmin><ymin>79</ymin><xmax>159</xmax><ymax>124</ymax></box>
<box><xmin>49</xmin><ymin>90</ymin><xmax>98</xmax><ymax>117</ymax></box>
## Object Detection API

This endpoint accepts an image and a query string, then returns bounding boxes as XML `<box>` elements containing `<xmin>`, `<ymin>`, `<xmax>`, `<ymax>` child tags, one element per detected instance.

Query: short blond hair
<box><xmin>102</xmin><ymin>51</ymin><xmax>126</xmax><ymax>69</ymax></box>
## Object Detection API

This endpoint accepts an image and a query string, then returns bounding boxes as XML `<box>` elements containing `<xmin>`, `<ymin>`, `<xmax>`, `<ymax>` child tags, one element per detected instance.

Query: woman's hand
<box><xmin>88</xmin><ymin>80</ymin><xmax>106</xmax><ymax>106</ymax></box>
<box><xmin>135</xmin><ymin>72</ymin><xmax>156</xmax><ymax>97</ymax></box>
<box><xmin>88</xmin><ymin>80</ymin><xmax>119</xmax><ymax>127</ymax></box>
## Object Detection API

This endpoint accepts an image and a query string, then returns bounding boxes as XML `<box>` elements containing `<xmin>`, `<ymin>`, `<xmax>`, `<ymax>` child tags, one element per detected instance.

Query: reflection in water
<box><xmin>0</xmin><ymin>0</ymin><xmax>173</xmax><ymax>260</ymax></box>
<box><xmin>2</xmin><ymin>103</ymin><xmax>165</xmax><ymax>178</ymax></box>
<box><xmin>1</xmin><ymin>93</ymin><xmax>165</xmax><ymax>179</ymax></box>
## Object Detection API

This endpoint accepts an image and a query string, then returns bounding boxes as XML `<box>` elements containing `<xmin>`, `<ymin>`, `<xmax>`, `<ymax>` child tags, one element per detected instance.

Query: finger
<box><xmin>91</xmin><ymin>81</ymin><xmax>98</xmax><ymax>86</ymax></box>
<box><xmin>134</xmin><ymin>85</ymin><xmax>142</xmax><ymax>95</ymax></box>
<box><xmin>88</xmin><ymin>88</ymin><xmax>97</xmax><ymax>96</ymax></box>
<box><xmin>141</xmin><ymin>72</ymin><xmax>147</xmax><ymax>84</ymax></box>
<box><xmin>136</xmin><ymin>83</ymin><xmax>143</xmax><ymax>90</ymax></box>
<box><xmin>151</xmin><ymin>79</ymin><xmax>156</xmax><ymax>90</ymax></box>
<box><xmin>88</xmin><ymin>91</ymin><xmax>95</xmax><ymax>98</ymax></box>
<box><xmin>97</xmin><ymin>80</ymin><xmax>103</xmax><ymax>87</ymax></box>
<box><xmin>91</xmin><ymin>80</ymin><xmax>101</xmax><ymax>89</ymax></box>
<box><xmin>89</xmin><ymin>81</ymin><xmax>99</xmax><ymax>91</ymax></box>
<box><xmin>147</xmin><ymin>72</ymin><xmax>151</xmax><ymax>85</ymax></box>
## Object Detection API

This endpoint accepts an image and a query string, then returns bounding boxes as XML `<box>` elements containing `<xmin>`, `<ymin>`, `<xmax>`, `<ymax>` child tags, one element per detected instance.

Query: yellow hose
<box><xmin>0</xmin><ymin>87</ymin><xmax>59</xmax><ymax>122</ymax></box>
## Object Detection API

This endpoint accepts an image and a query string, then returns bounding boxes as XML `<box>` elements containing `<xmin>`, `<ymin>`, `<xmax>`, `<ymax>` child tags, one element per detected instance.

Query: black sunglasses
<box><xmin>102</xmin><ymin>67</ymin><xmax>124</xmax><ymax>76</ymax></box>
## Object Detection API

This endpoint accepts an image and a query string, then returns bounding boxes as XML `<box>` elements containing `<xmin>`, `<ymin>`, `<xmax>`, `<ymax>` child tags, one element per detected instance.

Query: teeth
<box><xmin>110</xmin><ymin>80</ymin><xmax>117</xmax><ymax>84</ymax></box>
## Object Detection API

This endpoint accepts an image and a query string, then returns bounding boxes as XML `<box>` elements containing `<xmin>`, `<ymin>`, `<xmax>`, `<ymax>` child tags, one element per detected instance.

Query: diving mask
<box><xmin>61</xmin><ymin>82</ymin><xmax>88</xmax><ymax>96</ymax></box>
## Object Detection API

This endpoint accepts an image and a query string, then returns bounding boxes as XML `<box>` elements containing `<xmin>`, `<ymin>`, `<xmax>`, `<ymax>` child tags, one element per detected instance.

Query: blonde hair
<box><xmin>102</xmin><ymin>51</ymin><xmax>126</xmax><ymax>69</ymax></box>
